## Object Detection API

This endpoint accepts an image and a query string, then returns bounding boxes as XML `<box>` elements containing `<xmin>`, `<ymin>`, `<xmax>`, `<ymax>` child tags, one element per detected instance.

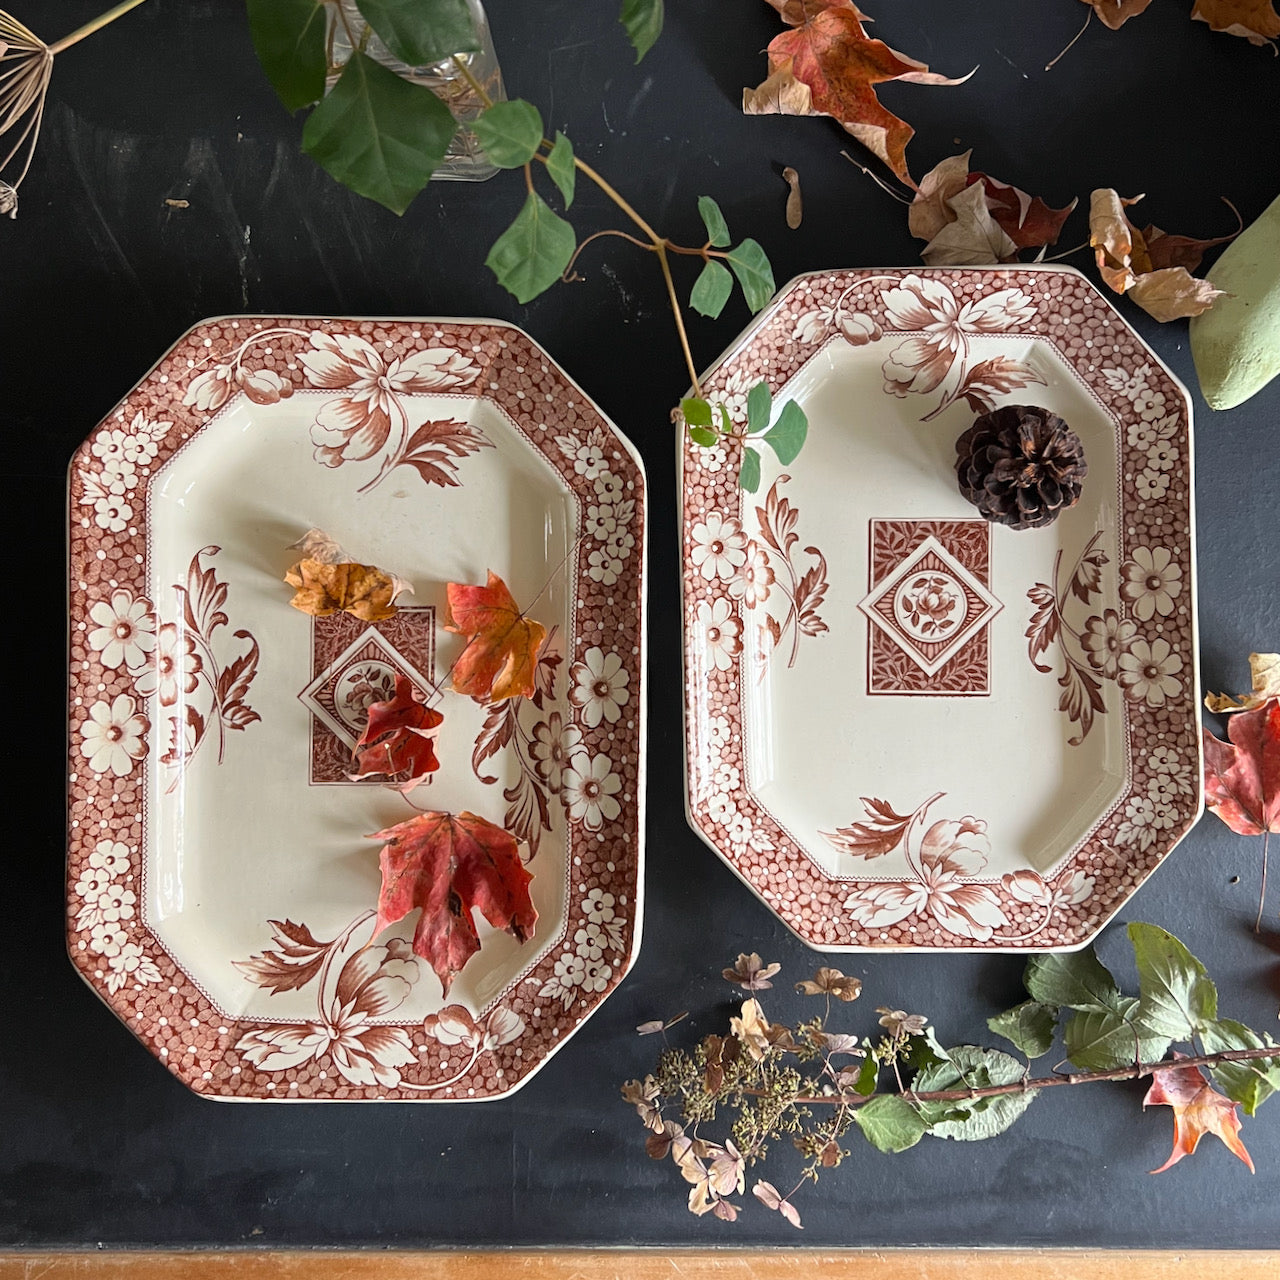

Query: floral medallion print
<box><xmin>68</xmin><ymin>317</ymin><xmax>645</xmax><ymax>1100</ymax></box>
<box><xmin>183</xmin><ymin>326</ymin><xmax>491</xmax><ymax>493</ymax></box>
<box><xmin>681</xmin><ymin>268</ymin><xmax>1199</xmax><ymax>952</ymax></box>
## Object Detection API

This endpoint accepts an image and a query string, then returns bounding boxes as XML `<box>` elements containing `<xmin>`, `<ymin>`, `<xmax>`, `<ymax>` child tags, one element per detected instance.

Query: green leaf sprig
<box><xmin>681</xmin><ymin>376</ymin><xmax>808</xmax><ymax>494</ymax></box>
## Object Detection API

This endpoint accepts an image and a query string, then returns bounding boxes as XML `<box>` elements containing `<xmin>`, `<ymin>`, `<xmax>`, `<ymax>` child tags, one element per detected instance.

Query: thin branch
<box><xmin>561</xmin><ymin>227</ymin><xmax>655</xmax><ymax>282</ymax></box>
<box><xmin>1045</xmin><ymin>9</ymin><xmax>1091</xmax><ymax>72</ymax></box>
<box><xmin>48</xmin><ymin>0</ymin><xmax>149</xmax><ymax>55</ymax></box>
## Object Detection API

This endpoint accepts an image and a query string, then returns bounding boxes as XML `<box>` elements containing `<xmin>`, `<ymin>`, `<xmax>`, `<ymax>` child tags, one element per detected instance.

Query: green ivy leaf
<box><xmin>987</xmin><ymin>1001</ymin><xmax>1058</xmax><ymax>1060</ymax></box>
<box><xmin>746</xmin><ymin>381</ymin><xmax>772</xmax><ymax>433</ymax></box>
<box><xmin>764</xmin><ymin>400</ymin><xmax>808</xmax><ymax>465</ymax></box>
<box><xmin>727</xmin><ymin>238</ymin><xmax>776</xmax><ymax>314</ymax></box>
<box><xmin>246</xmin><ymin>0</ymin><xmax>328</xmax><ymax>113</ymax></box>
<box><xmin>302</xmin><ymin>51</ymin><xmax>458</xmax><ymax>215</ymax></box>
<box><xmin>688</xmin><ymin>426</ymin><xmax>718</xmax><ymax>448</ymax></box>
<box><xmin>1024</xmin><ymin>948</ymin><xmax>1128</xmax><ymax>1013</ymax></box>
<box><xmin>473</xmin><ymin>99</ymin><xmax>545</xmax><ymax>169</ymax></box>
<box><xmin>1202</xmin><ymin>1018</ymin><xmax>1280</xmax><ymax>1116</ymax></box>
<box><xmin>853</xmin><ymin>1055</ymin><xmax>880</xmax><ymax>1096</ymax></box>
<box><xmin>1063</xmin><ymin>999</ymin><xmax>1170</xmax><ymax>1072</ymax></box>
<box><xmin>619</xmin><ymin>0</ymin><xmax>664</xmax><ymax>61</ymax></box>
<box><xmin>354</xmin><ymin>0</ymin><xmax>479</xmax><ymax>66</ymax></box>
<box><xmin>914</xmin><ymin>1046</ymin><xmax>1038</xmax><ymax>1141</ymax></box>
<box><xmin>697</xmin><ymin>195</ymin><xmax>731</xmax><ymax>248</ymax></box>
<box><xmin>738</xmin><ymin>446</ymin><xmax>762</xmax><ymax>493</ymax></box>
<box><xmin>854</xmin><ymin>1095</ymin><xmax>927</xmax><ymax>1153</ymax></box>
<box><xmin>1127</xmin><ymin>922</ymin><xmax>1218</xmax><ymax>1042</ymax></box>
<box><xmin>485</xmin><ymin>191</ymin><xmax>577</xmax><ymax>304</ymax></box>
<box><xmin>546</xmin><ymin>131</ymin><xmax>576</xmax><ymax>208</ymax></box>
<box><xmin>681</xmin><ymin>397</ymin><xmax>713</xmax><ymax>428</ymax></box>
<box><xmin>690</xmin><ymin>260</ymin><xmax>733</xmax><ymax>319</ymax></box>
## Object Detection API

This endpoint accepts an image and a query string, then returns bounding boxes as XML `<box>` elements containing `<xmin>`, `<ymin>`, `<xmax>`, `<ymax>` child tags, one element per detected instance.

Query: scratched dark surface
<box><xmin>5</xmin><ymin>0</ymin><xmax>1280</xmax><ymax>1249</ymax></box>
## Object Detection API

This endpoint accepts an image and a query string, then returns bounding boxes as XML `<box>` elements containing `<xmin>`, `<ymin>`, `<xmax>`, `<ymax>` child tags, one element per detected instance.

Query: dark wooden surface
<box><xmin>5</xmin><ymin>0</ymin><xmax>1280</xmax><ymax>1250</ymax></box>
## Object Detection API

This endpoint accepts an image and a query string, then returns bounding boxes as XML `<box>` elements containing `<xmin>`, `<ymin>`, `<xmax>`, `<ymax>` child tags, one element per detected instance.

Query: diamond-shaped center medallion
<box><xmin>859</xmin><ymin>534</ymin><xmax>1001</xmax><ymax>679</ymax></box>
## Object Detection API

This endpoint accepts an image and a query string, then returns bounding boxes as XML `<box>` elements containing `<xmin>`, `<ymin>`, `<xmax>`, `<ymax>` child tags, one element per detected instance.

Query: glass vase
<box><xmin>327</xmin><ymin>0</ymin><xmax>505</xmax><ymax>182</ymax></box>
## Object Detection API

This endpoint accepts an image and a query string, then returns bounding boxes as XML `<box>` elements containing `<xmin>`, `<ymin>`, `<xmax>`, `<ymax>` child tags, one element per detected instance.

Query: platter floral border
<box><xmin>67</xmin><ymin>316</ymin><xmax>646</xmax><ymax>1099</ymax></box>
<box><xmin>680</xmin><ymin>267</ymin><xmax>1202</xmax><ymax>952</ymax></box>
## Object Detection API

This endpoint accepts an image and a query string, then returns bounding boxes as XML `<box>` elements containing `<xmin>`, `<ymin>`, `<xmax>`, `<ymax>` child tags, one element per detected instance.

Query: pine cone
<box><xmin>955</xmin><ymin>405</ymin><xmax>1087</xmax><ymax>530</ymax></box>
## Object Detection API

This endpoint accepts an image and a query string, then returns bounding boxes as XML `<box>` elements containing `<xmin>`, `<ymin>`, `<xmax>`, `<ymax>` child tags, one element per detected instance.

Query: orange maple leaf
<box><xmin>747</xmin><ymin>1</ymin><xmax>969</xmax><ymax>187</ymax></box>
<box><xmin>370</xmin><ymin>810</ymin><xmax>537</xmax><ymax>996</ymax></box>
<box><xmin>444</xmin><ymin>571</ymin><xmax>547</xmax><ymax>703</ymax></box>
<box><xmin>349</xmin><ymin>675</ymin><xmax>444</xmax><ymax>793</ymax></box>
<box><xmin>1143</xmin><ymin>1054</ymin><xmax>1255</xmax><ymax>1174</ymax></box>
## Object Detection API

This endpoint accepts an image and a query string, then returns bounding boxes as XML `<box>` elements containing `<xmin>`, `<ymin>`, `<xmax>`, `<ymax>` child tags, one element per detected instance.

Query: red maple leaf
<box><xmin>444</xmin><ymin>571</ymin><xmax>548</xmax><ymax>704</ymax></box>
<box><xmin>1203</xmin><ymin>698</ymin><xmax>1280</xmax><ymax>837</ymax></box>
<box><xmin>370</xmin><ymin>810</ymin><xmax>537</xmax><ymax>996</ymax></box>
<box><xmin>349</xmin><ymin>676</ymin><xmax>443</xmax><ymax>793</ymax></box>
<box><xmin>1143</xmin><ymin>1054</ymin><xmax>1255</xmax><ymax>1174</ymax></box>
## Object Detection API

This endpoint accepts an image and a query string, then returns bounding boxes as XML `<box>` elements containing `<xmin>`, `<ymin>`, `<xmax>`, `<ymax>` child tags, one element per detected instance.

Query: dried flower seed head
<box><xmin>722</xmin><ymin>952</ymin><xmax>782</xmax><ymax>991</ymax></box>
<box><xmin>876</xmin><ymin>1006</ymin><xmax>929</xmax><ymax>1035</ymax></box>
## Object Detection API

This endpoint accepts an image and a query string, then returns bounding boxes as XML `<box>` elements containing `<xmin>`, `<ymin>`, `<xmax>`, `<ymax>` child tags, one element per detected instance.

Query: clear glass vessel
<box><xmin>328</xmin><ymin>0</ymin><xmax>506</xmax><ymax>182</ymax></box>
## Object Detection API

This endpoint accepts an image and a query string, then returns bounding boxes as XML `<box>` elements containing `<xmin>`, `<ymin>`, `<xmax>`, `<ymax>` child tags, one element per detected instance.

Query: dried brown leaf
<box><xmin>1206</xmin><ymin>654</ymin><xmax>1280</xmax><ymax>714</ymax></box>
<box><xmin>921</xmin><ymin>181</ymin><xmax>1018</xmax><ymax>266</ymax></box>
<box><xmin>1192</xmin><ymin>0</ymin><xmax>1280</xmax><ymax>45</ymax></box>
<box><xmin>742</xmin><ymin>57</ymin><xmax>814</xmax><ymax>116</ymax></box>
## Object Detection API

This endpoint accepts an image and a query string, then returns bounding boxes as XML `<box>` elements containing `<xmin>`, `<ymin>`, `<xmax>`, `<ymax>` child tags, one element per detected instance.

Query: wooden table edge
<box><xmin>2</xmin><ymin>1250</ymin><xmax>1277</xmax><ymax>1278</ymax></box>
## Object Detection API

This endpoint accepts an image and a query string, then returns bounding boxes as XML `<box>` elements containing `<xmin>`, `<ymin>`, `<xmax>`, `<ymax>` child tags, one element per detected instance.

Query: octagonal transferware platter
<box><xmin>68</xmin><ymin>316</ymin><xmax>646</xmax><ymax>1099</ymax></box>
<box><xmin>679</xmin><ymin>267</ymin><xmax>1201</xmax><ymax>952</ymax></box>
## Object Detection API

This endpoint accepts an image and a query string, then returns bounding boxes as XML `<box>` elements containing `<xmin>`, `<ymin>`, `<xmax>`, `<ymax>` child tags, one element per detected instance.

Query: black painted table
<box><xmin>6</xmin><ymin>0</ymin><xmax>1280</xmax><ymax>1249</ymax></box>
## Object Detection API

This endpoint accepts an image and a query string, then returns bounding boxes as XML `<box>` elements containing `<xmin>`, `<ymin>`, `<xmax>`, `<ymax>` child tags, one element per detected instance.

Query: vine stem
<box><xmin>48</xmin><ymin>0</ymin><xmax>148</xmax><ymax>55</ymax></box>
<box><xmin>749</xmin><ymin>1045</ymin><xmax>1280</xmax><ymax>1109</ymax></box>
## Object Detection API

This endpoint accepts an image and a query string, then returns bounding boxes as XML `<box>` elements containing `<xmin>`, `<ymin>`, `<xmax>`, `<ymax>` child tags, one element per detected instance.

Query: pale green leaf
<box><xmin>690</xmin><ymin>260</ymin><xmax>733</xmax><ymax>318</ymax></box>
<box><xmin>1024</xmin><ymin>948</ymin><xmax>1127</xmax><ymax>1013</ymax></box>
<box><xmin>1063</xmin><ymin>999</ymin><xmax>1170</xmax><ymax>1072</ymax></box>
<box><xmin>746</xmin><ymin>381</ymin><xmax>772</xmax><ymax>433</ymax></box>
<box><xmin>914</xmin><ymin>1046</ymin><xmax>1038</xmax><ymax>1141</ymax></box>
<box><xmin>1202</xmin><ymin>1018</ymin><xmax>1280</xmax><ymax>1116</ymax></box>
<box><xmin>697</xmin><ymin>195</ymin><xmax>731</xmax><ymax>247</ymax></box>
<box><xmin>485</xmin><ymin>191</ymin><xmax>577</xmax><ymax>304</ymax></box>
<box><xmin>688</xmin><ymin>426</ymin><xmax>718</xmax><ymax>448</ymax></box>
<box><xmin>854</xmin><ymin>1095</ymin><xmax>927</xmax><ymax>1153</ymax></box>
<box><xmin>853</xmin><ymin>1055</ymin><xmax>879</xmax><ymax>1096</ymax></box>
<box><xmin>246</xmin><ymin>0</ymin><xmax>328</xmax><ymax>113</ymax></box>
<box><xmin>681</xmin><ymin>397</ymin><xmax>712</xmax><ymax>428</ymax></box>
<box><xmin>473</xmin><ymin>99</ymin><xmax>545</xmax><ymax>169</ymax></box>
<box><xmin>764</xmin><ymin>400</ymin><xmax>807</xmax><ymax>465</ymax></box>
<box><xmin>302</xmin><ymin>51</ymin><xmax>458</xmax><ymax>215</ymax></box>
<box><xmin>355</xmin><ymin>0</ymin><xmax>479</xmax><ymax>66</ymax></box>
<box><xmin>727</xmin><ymin>238</ymin><xmax>776</xmax><ymax>313</ymax></box>
<box><xmin>619</xmin><ymin>0</ymin><xmax>664</xmax><ymax>61</ymax></box>
<box><xmin>719</xmin><ymin>404</ymin><xmax>732</xmax><ymax>435</ymax></box>
<box><xmin>738</xmin><ymin>446</ymin><xmax>762</xmax><ymax>493</ymax></box>
<box><xmin>546</xmin><ymin>131</ymin><xmax>576</xmax><ymax>207</ymax></box>
<box><xmin>988</xmin><ymin>1001</ymin><xmax>1058</xmax><ymax>1060</ymax></box>
<box><xmin>1128</xmin><ymin>922</ymin><xmax>1218</xmax><ymax>1042</ymax></box>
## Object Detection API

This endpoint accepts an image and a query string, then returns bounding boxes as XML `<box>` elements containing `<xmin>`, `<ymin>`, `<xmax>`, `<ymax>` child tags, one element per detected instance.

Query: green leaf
<box><xmin>354</xmin><ymin>0</ymin><xmax>479</xmax><ymax>66</ymax></box>
<box><xmin>738</xmin><ymin>446</ymin><xmax>762</xmax><ymax>493</ymax></box>
<box><xmin>727</xmin><ymin>238</ymin><xmax>776</xmax><ymax>314</ymax></box>
<box><xmin>746</xmin><ymin>381</ymin><xmax>772</xmax><ymax>433</ymax></box>
<box><xmin>688</xmin><ymin>426</ymin><xmax>718</xmax><ymax>448</ymax></box>
<box><xmin>719</xmin><ymin>405</ymin><xmax>732</xmax><ymax>434</ymax></box>
<box><xmin>690</xmin><ymin>260</ymin><xmax>734</xmax><ymax>319</ymax></box>
<box><xmin>1063</xmin><ymin>999</ymin><xmax>1170</xmax><ymax>1072</ymax></box>
<box><xmin>485</xmin><ymin>191</ymin><xmax>577</xmax><ymax>304</ymax></box>
<box><xmin>854</xmin><ymin>1095</ymin><xmax>927</xmax><ymax>1153</ymax></box>
<box><xmin>697</xmin><ymin>195</ymin><xmax>731</xmax><ymax>248</ymax></box>
<box><xmin>764</xmin><ymin>400</ymin><xmax>808</xmax><ymax>465</ymax></box>
<box><xmin>988</xmin><ymin>1001</ymin><xmax>1058</xmax><ymax>1060</ymax></box>
<box><xmin>246</xmin><ymin>0</ymin><xmax>328</xmax><ymax>113</ymax></box>
<box><xmin>619</xmin><ymin>0</ymin><xmax>664</xmax><ymax>61</ymax></box>
<box><xmin>1202</xmin><ymin>1019</ymin><xmax>1280</xmax><ymax>1116</ymax></box>
<box><xmin>546</xmin><ymin>131</ymin><xmax>576</xmax><ymax>208</ymax></box>
<box><xmin>904</xmin><ymin>1027</ymin><xmax>951</xmax><ymax>1075</ymax></box>
<box><xmin>914</xmin><ymin>1046</ymin><xmax>1038</xmax><ymax>1141</ymax></box>
<box><xmin>472</xmin><ymin>99</ymin><xmax>544</xmax><ymax>169</ymax></box>
<box><xmin>1128</xmin><ymin>922</ymin><xmax>1218</xmax><ymax>1042</ymax></box>
<box><xmin>853</xmin><ymin>1055</ymin><xmax>879</xmax><ymax>1096</ymax></box>
<box><xmin>681</xmin><ymin>397</ymin><xmax>712</xmax><ymax>428</ymax></box>
<box><xmin>302</xmin><ymin>51</ymin><xmax>458</xmax><ymax>215</ymax></box>
<box><xmin>1024</xmin><ymin>948</ymin><xmax>1128</xmax><ymax>1013</ymax></box>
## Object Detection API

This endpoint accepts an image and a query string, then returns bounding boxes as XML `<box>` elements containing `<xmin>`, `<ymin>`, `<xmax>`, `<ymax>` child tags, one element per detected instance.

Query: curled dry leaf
<box><xmin>444</xmin><ymin>570</ymin><xmax>548</xmax><ymax>703</ymax></box>
<box><xmin>1206</xmin><ymin>654</ymin><xmax>1280</xmax><ymax>714</ymax></box>
<box><xmin>795</xmin><ymin>966</ymin><xmax>863</xmax><ymax>1002</ymax></box>
<box><xmin>288</xmin><ymin>528</ymin><xmax>414</xmax><ymax>597</ymax></box>
<box><xmin>746</xmin><ymin>1</ymin><xmax>971</xmax><ymax>187</ymax></box>
<box><xmin>349</xmin><ymin>674</ymin><xmax>444</xmax><ymax>792</ymax></box>
<box><xmin>370</xmin><ymin>809</ymin><xmax>537</xmax><ymax>996</ymax></box>
<box><xmin>1089</xmin><ymin>189</ymin><xmax>1228</xmax><ymax>322</ymax></box>
<box><xmin>723</xmin><ymin>952</ymin><xmax>783</xmax><ymax>990</ymax></box>
<box><xmin>1192</xmin><ymin>0</ymin><xmax>1280</xmax><ymax>46</ymax></box>
<box><xmin>1202</xmin><ymin>697</ymin><xmax>1280</xmax><ymax>837</ymax></box>
<box><xmin>1080</xmin><ymin>0</ymin><xmax>1156</xmax><ymax>29</ymax></box>
<box><xmin>285</xmin><ymin>559</ymin><xmax>403</xmax><ymax>622</ymax></box>
<box><xmin>1143</xmin><ymin>1054</ymin><xmax>1255</xmax><ymax>1174</ymax></box>
<box><xmin>921</xmin><ymin>181</ymin><xmax>1018</xmax><ymax>267</ymax></box>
